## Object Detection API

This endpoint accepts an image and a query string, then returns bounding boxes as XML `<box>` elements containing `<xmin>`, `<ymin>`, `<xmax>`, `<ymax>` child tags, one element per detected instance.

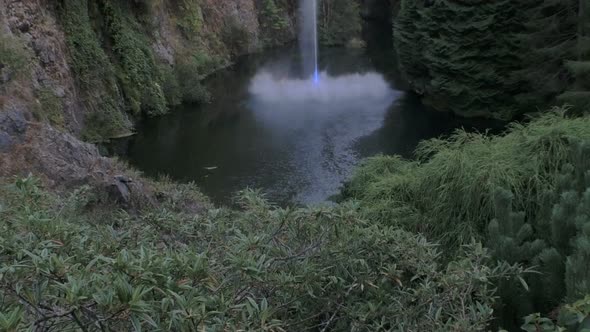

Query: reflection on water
<box><xmin>112</xmin><ymin>47</ymin><xmax>499</xmax><ymax>206</ymax></box>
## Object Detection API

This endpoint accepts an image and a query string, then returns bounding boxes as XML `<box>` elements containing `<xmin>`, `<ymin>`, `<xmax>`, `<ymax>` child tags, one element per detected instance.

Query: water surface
<box><xmin>113</xmin><ymin>46</ymin><xmax>497</xmax><ymax>206</ymax></box>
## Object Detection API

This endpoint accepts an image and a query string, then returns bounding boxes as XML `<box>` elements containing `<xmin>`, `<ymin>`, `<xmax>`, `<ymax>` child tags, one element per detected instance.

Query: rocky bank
<box><xmin>0</xmin><ymin>0</ymin><xmax>297</xmax><ymax>206</ymax></box>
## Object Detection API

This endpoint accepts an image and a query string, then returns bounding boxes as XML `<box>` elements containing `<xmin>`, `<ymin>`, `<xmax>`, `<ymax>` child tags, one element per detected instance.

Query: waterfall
<box><xmin>300</xmin><ymin>0</ymin><xmax>319</xmax><ymax>84</ymax></box>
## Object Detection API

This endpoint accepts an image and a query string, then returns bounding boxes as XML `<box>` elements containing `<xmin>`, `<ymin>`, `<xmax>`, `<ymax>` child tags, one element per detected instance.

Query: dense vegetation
<box><xmin>319</xmin><ymin>0</ymin><xmax>362</xmax><ymax>47</ymax></box>
<box><xmin>54</xmin><ymin>0</ymin><xmax>296</xmax><ymax>141</ymax></box>
<box><xmin>47</xmin><ymin>0</ymin><xmax>361</xmax><ymax>141</ymax></box>
<box><xmin>346</xmin><ymin>110</ymin><xmax>590</xmax><ymax>330</ymax></box>
<box><xmin>4</xmin><ymin>0</ymin><xmax>590</xmax><ymax>330</ymax></box>
<box><xmin>0</xmin><ymin>176</ymin><xmax>529</xmax><ymax>331</ymax></box>
<box><xmin>394</xmin><ymin>0</ymin><xmax>590</xmax><ymax>119</ymax></box>
<box><xmin>58</xmin><ymin>0</ymin><xmax>135</xmax><ymax>140</ymax></box>
<box><xmin>4</xmin><ymin>112</ymin><xmax>590</xmax><ymax>330</ymax></box>
<box><xmin>388</xmin><ymin>2</ymin><xmax>590</xmax><ymax>324</ymax></box>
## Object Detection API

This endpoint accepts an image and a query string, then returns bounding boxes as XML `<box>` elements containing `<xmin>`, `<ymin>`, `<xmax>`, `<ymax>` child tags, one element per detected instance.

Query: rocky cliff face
<box><xmin>0</xmin><ymin>0</ymin><xmax>296</xmax><ymax>206</ymax></box>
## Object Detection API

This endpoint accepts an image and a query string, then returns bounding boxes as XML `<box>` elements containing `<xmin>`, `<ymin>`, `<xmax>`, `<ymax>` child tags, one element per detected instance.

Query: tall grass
<box><xmin>345</xmin><ymin>109</ymin><xmax>590</xmax><ymax>248</ymax></box>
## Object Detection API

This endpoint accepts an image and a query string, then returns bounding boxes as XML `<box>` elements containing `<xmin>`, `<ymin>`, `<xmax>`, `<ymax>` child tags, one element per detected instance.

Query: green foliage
<box><xmin>174</xmin><ymin>55</ymin><xmax>212</xmax><ymax>104</ymax></box>
<box><xmin>258</xmin><ymin>0</ymin><xmax>291</xmax><ymax>47</ymax></box>
<box><xmin>0</xmin><ymin>176</ymin><xmax>525</xmax><ymax>331</ymax></box>
<box><xmin>520</xmin><ymin>296</ymin><xmax>590</xmax><ymax>332</ymax></box>
<box><xmin>58</xmin><ymin>0</ymin><xmax>114</xmax><ymax>95</ymax></box>
<box><xmin>99</xmin><ymin>0</ymin><xmax>167</xmax><ymax>116</ymax></box>
<box><xmin>319</xmin><ymin>0</ymin><xmax>362</xmax><ymax>46</ymax></box>
<box><xmin>58</xmin><ymin>0</ymin><xmax>131</xmax><ymax>141</ymax></box>
<box><xmin>487</xmin><ymin>149</ymin><xmax>590</xmax><ymax>328</ymax></box>
<box><xmin>0</xmin><ymin>33</ymin><xmax>30</xmax><ymax>88</ymax></box>
<box><xmin>158</xmin><ymin>64</ymin><xmax>182</xmax><ymax>107</ymax></box>
<box><xmin>559</xmin><ymin>58</ymin><xmax>590</xmax><ymax>111</ymax></box>
<box><xmin>222</xmin><ymin>17</ymin><xmax>251</xmax><ymax>57</ymax></box>
<box><xmin>346</xmin><ymin>110</ymin><xmax>590</xmax><ymax>249</ymax></box>
<box><xmin>345</xmin><ymin>110</ymin><xmax>590</xmax><ymax>330</ymax></box>
<box><xmin>556</xmin><ymin>0</ymin><xmax>590</xmax><ymax>112</ymax></box>
<box><xmin>175</xmin><ymin>0</ymin><xmax>204</xmax><ymax>37</ymax></box>
<box><xmin>395</xmin><ymin>0</ymin><xmax>590</xmax><ymax>116</ymax></box>
<box><xmin>57</xmin><ymin>0</ymin><xmax>236</xmax><ymax>137</ymax></box>
<box><xmin>0</xmin><ymin>307</ymin><xmax>23</xmax><ymax>332</ymax></box>
<box><xmin>394</xmin><ymin>0</ymin><xmax>524</xmax><ymax>119</ymax></box>
<box><xmin>33</xmin><ymin>88</ymin><xmax>65</xmax><ymax>128</ymax></box>
<box><xmin>515</xmin><ymin>0</ymin><xmax>590</xmax><ymax>113</ymax></box>
<box><xmin>512</xmin><ymin>0</ymin><xmax>578</xmax><ymax>110</ymax></box>
<box><xmin>393</xmin><ymin>0</ymin><xmax>428</xmax><ymax>92</ymax></box>
<box><xmin>488</xmin><ymin>189</ymin><xmax>546</xmax><ymax>265</ymax></box>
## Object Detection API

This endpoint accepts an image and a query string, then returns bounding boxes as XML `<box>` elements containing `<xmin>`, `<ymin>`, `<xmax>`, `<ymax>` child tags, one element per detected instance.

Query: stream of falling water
<box><xmin>312</xmin><ymin>0</ymin><xmax>319</xmax><ymax>84</ymax></box>
<box><xmin>300</xmin><ymin>0</ymin><xmax>319</xmax><ymax>83</ymax></box>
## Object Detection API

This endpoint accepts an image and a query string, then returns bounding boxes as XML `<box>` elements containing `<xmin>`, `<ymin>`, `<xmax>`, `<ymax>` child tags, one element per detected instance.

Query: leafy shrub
<box><xmin>345</xmin><ymin>110</ymin><xmax>590</xmax><ymax>250</ymax></box>
<box><xmin>81</xmin><ymin>99</ymin><xmax>134</xmax><ymax>142</ymax></box>
<box><xmin>0</xmin><ymin>178</ymin><xmax>525</xmax><ymax>331</ymax></box>
<box><xmin>58</xmin><ymin>0</ymin><xmax>131</xmax><ymax>141</ymax></box>
<box><xmin>518</xmin><ymin>296</ymin><xmax>590</xmax><ymax>332</ymax></box>
<box><xmin>158</xmin><ymin>64</ymin><xmax>182</xmax><ymax>107</ymax></box>
<box><xmin>222</xmin><ymin>17</ymin><xmax>251</xmax><ymax>57</ymax></box>
<box><xmin>174</xmin><ymin>56</ymin><xmax>211</xmax><ymax>104</ymax></box>
<box><xmin>100</xmin><ymin>0</ymin><xmax>167</xmax><ymax>116</ymax></box>
<box><xmin>345</xmin><ymin>110</ymin><xmax>590</xmax><ymax>330</ymax></box>
<box><xmin>258</xmin><ymin>0</ymin><xmax>291</xmax><ymax>47</ymax></box>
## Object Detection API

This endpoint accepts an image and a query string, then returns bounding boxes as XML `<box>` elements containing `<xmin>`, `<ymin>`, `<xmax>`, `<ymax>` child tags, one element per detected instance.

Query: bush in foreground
<box><xmin>346</xmin><ymin>109</ymin><xmax>590</xmax><ymax>330</ymax></box>
<box><xmin>0</xmin><ymin>177</ymin><xmax>524</xmax><ymax>331</ymax></box>
<box><xmin>345</xmin><ymin>109</ymin><xmax>590</xmax><ymax>250</ymax></box>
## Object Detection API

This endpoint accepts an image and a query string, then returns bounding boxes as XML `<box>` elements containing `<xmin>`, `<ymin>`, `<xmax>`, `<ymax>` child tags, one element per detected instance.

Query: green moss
<box><xmin>99</xmin><ymin>0</ymin><xmax>167</xmax><ymax>116</ymax></box>
<box><xmin>58</xmin><ymin>0</ymin><xmax>131</xmax><ymax>141</ymax></box>
<box><xmin>176</xmin><ymin>0</ymin><xmax>203</xmax><ymax>38</ymax></box>
<box><xmin>81</xmin><ymin>99</ymin><xmax>134</xmax><ymax>142</ymax></box>
<box><xmin>59</xmin><ymin>0</ymin><xmax>169</xmax><ymax>138</ymax></box>
<box><xmin>33</xmin><ymin>88</ymin><xmax>64</xmax><ymax>128</ymax></box>
<box><xmin>158</xmin><ymin>64</ymin><xmax>182</xmax><ymax>107</ymax></box>
<box><xmin>0</xmin><ymin>33</ymin><xmax>31</xmax><ymax>87</ymax></box>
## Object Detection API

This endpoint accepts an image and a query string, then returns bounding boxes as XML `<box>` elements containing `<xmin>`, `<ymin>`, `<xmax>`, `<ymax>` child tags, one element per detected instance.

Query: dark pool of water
<box><xmin>111</xmin><ymin>42</ymin><xmax>499</xmax><ymax>206</ymax></box>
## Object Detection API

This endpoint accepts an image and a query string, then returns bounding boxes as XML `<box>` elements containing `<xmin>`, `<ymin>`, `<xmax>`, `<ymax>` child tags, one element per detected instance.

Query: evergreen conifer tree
<box><xmin>394</xmin><ymin>0</ymin><xmax>590</xmax><ymax>117</ymax></box>
<box><xmin>488</xmin><ymin>141</ymin><xmax>590</xmax><ymax>327</ymax></box>
<box><xmin>513</xmin><ymin>0</ymin><xmax>578</xmax><ymax>109</ymax></box>
<box><xmin>394</xmin><ymin>0</ymin><xmax>524</xmax><ymax>119</ymax></box>
<box><xmin>393</xmin><ymin>0</ymin><xmax>428</xmax><ymax>93</ymax></box>
<box><xmin>564</xmin><ymin>189</ymin><xmax>590</xmax><ymax>301</ymax></box>
<box><xmin>488</xmin><ymin>189</ymin><xmax>546</xmax><ymax>328</ymax></box>
<box><xmin>558</xmin><ymin>0</ymin><xmax>590</xmax><ymax>111</ymax></box>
